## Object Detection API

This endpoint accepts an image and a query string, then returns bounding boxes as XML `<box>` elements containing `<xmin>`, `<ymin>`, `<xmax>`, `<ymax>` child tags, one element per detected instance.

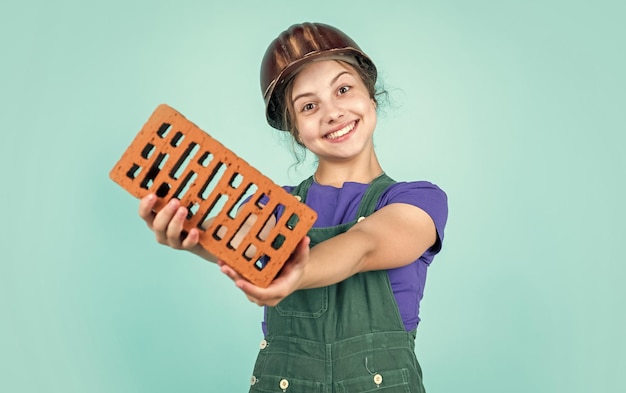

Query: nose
<box><xmin>324</xmin><ymin>102</ymin><xmax>345</xmax><ymax>123</ymax></box>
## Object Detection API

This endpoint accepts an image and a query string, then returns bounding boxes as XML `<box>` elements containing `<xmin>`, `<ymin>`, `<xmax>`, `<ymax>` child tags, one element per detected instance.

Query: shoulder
<box><xmin>379</xmin><ymin>180</ymin><xmax>449</xmax><ymax>247</ymax></box>
<box><xmin>379</xmin><ymin>181</ymin><xmax>447</xmax><ymax>210</ymax></box>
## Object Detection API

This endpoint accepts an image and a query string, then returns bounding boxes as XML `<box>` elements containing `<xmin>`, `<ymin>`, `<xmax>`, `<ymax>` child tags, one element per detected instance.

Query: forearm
<box><xmin>297</xmin><ymin>204</ymin><xmax>436</xmax><ymax>290</ymax></box>
<box><xmin>217</xmin><ymin>204</ymin><xmax>436</xmax><ymax>308</ymax></box>
<box><xmin>298</xmin><ymin>229</ymin><xmax>373</xmax><ymax>289</ymax></box>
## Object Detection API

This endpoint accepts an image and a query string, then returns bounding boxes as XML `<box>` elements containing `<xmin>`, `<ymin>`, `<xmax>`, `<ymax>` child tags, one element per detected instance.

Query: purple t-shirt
<box><xmin>267</xmin><ymin>178</ymin><xmax>448</xmax><ymax>332</ymax></box>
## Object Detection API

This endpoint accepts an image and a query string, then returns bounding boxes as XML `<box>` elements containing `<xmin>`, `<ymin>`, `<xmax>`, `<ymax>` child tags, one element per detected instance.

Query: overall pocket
<box><xmin>249</xmin><ymin>374</ymin><xmax>323</xmax><ymax>393</ymax></box>
<box><xmin>275</xmin><ymin>287</ymin><xmax>328</xmax><ymax>318</ymax></box>
<box><xmin>336</xmin><ymin>368</ymin><xmax>413</xmax><ymax>393</ymax></box>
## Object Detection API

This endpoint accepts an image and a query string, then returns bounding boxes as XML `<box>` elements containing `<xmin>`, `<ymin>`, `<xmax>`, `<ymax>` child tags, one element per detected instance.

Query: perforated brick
<box><xmin>110</xmin><ymin>104</ymin><xmax>317</xmax><ymax>287</ymax></box>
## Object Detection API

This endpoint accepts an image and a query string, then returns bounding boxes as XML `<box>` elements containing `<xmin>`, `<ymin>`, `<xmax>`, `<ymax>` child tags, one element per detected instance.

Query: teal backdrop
<box><xmin>1</xmin><ymin>0</ymin><xmax>624</xmax><ymax>392</ymax></box>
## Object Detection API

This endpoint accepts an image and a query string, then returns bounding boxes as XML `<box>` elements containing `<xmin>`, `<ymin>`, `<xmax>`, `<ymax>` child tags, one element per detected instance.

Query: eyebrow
<box><xmin>291</xmin><ymin>70</ymin><xmax>351</xmax><ymax>105</ymax></box>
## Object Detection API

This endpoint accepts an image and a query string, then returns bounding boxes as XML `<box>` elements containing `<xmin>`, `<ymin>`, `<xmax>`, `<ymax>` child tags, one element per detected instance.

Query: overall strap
<box><xmin>290</xmin><ymin>176</ymin><xmax>314</xmax><ymax>201</ymax></box>
<box><xmin>290</xmin><ymin>174</ymin><xmax>396</xmax><ymax>219</ymax></box>
<box><xmin>355</xmin><ymin>173</ymin><xmax>396</xmax><ymax>218</ymax></box>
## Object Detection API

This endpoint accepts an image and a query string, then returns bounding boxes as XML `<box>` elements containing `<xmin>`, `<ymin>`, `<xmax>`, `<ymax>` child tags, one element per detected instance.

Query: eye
<box><xmin>301</xmin><ymin>102</ymin><xmax>316</xmax><ymax>112</ymax></box>
<box><xmin>338</xmin><ymin>85</ymin><xmax>351</xmax><ymax>95</ymax></box>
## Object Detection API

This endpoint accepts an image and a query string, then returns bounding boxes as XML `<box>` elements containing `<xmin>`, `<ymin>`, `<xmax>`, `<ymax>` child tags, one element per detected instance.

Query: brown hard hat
<box><xmin>260</xmin><ymin>22</ymin><xmax>377</xmax><ymax>130</ymax></box>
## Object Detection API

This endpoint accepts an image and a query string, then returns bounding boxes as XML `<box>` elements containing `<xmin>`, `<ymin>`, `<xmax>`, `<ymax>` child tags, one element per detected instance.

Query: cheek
<box><xmin>357</xmin><ymin>98</ymin><xmax>377</xmax><ymax>118</ymax></box>
<box><xmin>294</xmin><ymin>116</ymin><xmax>315</xmax><ymax>138</ymax></box>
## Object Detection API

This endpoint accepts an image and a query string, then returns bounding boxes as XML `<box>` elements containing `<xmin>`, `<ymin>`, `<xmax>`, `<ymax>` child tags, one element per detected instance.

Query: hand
<box><xmin>219</xmin><ymin>236</ymin><xmax>311</xmax><ymax>307</ymax></box>
<box><xmin>138</xmin><ymin>194</ymin><xmax>214</xmax><ymax>260</ymax></box>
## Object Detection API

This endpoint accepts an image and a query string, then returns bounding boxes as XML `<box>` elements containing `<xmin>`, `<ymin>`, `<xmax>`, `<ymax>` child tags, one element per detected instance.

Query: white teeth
<box><xmin>325</xmin><ymin>122</ymin><xmax>355</xmax><ymax>139</ymax></box>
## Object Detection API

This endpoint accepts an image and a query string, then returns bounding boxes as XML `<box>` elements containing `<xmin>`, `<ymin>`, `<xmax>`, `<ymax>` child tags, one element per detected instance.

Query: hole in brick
<box><xmin>255</xmin><ymin>193</ymin><xmax>270</xmax><ymax>208</ymax></box>
<box><xmin>228</xmin><ymin>183</ymin><xmax>259</xmax><ymax>219</ymax></box>
<box><xmin>254</xmin><ymin>255</ymin><xmax>270</xmax><ymax>271</ymax></box>
<box><xmin>213</xmin><ymin>225</ymin><xmax>227</xmax><ymax>240</ymax></box>
<box><xmin>286</xmin><ymin>213</ymin><xmax>300</xmax><ymax>230</ymax></box>
<box><xmin>271</xmin><ymin>234</ymin><xmax>286</xmax><ymax>250</ymax></box>
<box><xmin>172</xmin><ymin>171</ymin><xmax>197</xmax><ymax>200</ymax></box>
<box><xmin>170</xmin><ymin>142</ymin><xmax>200</xmax><ymax>180</ymax></box>
<box><xmin>141</xmin><ymin>143</ymin><xmax>155</xmax><ymax>159</ymax></box>
<box><xmin>157</xmin><ymin>123</ymin><xmax>171</xmax><ymax>138</ymax></box>
<box><xmin>126</xmin><ymin>164</ymin><xmax>142</xmax><ymax>180</ymax></box>
<box><xmin>270</xmin><ymin>203</ymin><xmax>286</xmax><ymax>223</ymax></box>
<box><xmin>199</xmin><ymin>162</ymin><xmax>226</xmax><ymax>200</ymax></box>
<box><xmin>198</xmin><ymin>192</ymin><xmax>229</xmax><ymax>233</ymax></box>
<box><xmin>243</xmin><ymin>244</ymin><xmax>255</xmax><ymax>260</ymax></box>
<box><xmin>155</xmin><ymin>182</ymin><xmax>171</xmax><ymax>198</ymax></box>
<box><xmin>230</xmin><ymin>173</ymin><xmax>243</xmax><ymax>189</ymax></box>
<box><xmin>228</xmin><ymin>213</ymin><xmax>257</xmax><ymax>250</ymax></box>
<box><xmin>170</xmin><ymin>131</ymin><xmax>185</xmax><ymax>147</ymax></box>
<box><xmin>254</xmin><ymin>203</ymin><xmax>284</xmax><ymax>241</ymax></box>
<box><xmin>187</xmin><ymin>202</ymin><xmax>200</xmax><ymax>220</ymax></box>
<box><xmin>227</xmin><ymin>238</ymin><xmax>238</xmax><ymax>250</ymax></box>
<box><xmin>140</xmin><ymin>153</ymin><xmax>169</xmax><ymax>189</ymax></box>
<box><xmin>198</xmin><ymin>151</ymin><xmax>213</xmax><ymax>167</ymax></box>
<box><xmin>209</xmin><ymin>193</ymin><xmax>229</xmax><ymax>216</ymax></box>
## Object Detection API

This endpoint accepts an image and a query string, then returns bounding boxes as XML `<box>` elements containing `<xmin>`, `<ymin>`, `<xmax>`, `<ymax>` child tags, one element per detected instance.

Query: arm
<box><xmin>301</xmin><ymin>202</ymin><xmax>436</xmax><ymax>288</ymax></box>
<box><xmin>220</xmin><ymin>202</ymin><xmax>437</xmax><ymax>306</ymax></box>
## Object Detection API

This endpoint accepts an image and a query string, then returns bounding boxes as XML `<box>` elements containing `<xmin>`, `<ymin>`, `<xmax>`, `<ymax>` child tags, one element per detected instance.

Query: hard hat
<box><xmin>260</xmin><ymin>22</ymin><xmax>377</xmax><ymax>130</ymax></box>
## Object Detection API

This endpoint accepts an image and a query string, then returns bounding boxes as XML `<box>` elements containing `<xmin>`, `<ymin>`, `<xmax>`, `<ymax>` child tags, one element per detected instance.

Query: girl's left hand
<box><xmin>218</xmin><ymin>236</ymin><xmax>311</xmax><ymax>307</ymax></box>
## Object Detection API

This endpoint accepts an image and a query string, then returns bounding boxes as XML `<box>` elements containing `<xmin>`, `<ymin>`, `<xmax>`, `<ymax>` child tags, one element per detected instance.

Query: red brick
<box><xmin>110</xmin><ymin>104</ymin><xmax>317</xmax><ymax>287</ymax></box>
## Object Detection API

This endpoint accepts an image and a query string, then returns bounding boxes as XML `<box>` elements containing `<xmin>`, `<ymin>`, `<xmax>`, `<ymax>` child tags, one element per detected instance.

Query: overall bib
<box><xmin>249</xmin><ymin>175</ymin><xmax>426</xmax><ymax>393</ymax></box>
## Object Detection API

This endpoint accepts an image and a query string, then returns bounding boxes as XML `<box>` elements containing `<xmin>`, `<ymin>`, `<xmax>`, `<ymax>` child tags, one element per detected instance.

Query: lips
<box><xmin>324</xmin><ymin>121</ymin><xmax>356</xmax><ymax>140</ymax></box>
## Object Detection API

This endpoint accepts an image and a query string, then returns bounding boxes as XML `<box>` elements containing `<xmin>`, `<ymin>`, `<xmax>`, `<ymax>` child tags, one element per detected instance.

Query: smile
<box><xmin>324</xmin><ymin>121</ymin><xmax>356</xmax><ymax>140</ymax></box>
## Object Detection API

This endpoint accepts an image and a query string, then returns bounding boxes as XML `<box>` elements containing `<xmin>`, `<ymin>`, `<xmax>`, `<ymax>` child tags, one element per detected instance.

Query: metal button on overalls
<box><xmin>279</xmin><ymin>378</ymin><xmax>289</xmax><ymax>390</ymax></box>
<box><xmin>259</xmin><ymin>339</ymin><xmax>267</xmax><ymax>350</ymax></box>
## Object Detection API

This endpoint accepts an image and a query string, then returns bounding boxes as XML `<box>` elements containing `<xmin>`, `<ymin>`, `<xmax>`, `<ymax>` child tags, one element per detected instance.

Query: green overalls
<box><xmin>249</xmin><ymin>174</ymin><xmax>426</xmax><ymax>393</ymax></box>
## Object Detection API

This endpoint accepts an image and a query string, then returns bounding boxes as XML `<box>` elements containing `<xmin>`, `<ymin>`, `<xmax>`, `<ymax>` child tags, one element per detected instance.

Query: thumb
<box><xmin>291</xmin><ymin>236</ymin><xmax>311</xmax><ymax>263</ymax></box>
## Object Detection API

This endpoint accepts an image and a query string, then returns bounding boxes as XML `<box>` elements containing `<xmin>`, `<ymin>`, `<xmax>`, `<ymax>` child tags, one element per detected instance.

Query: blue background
<box><xmin>1</xmin><ymin>0</ymin><xmax>624</xmax><ymax>391</ymax></box>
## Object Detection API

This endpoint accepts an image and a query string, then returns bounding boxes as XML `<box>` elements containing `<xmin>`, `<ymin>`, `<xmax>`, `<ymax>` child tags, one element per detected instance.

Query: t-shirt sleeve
<box><xmin>377</xmin><ymin>181</ymin><xmax>448</xmax><ymax>257</ymax></box>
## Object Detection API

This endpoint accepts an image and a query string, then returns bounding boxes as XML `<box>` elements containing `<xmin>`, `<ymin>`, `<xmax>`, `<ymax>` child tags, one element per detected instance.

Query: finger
<box><xmin>238</xmin><ymin>276</ymin><xmax>291</xmax><ymax>307</ymax></box>
<box><xmin>291</xmin><ymin>236</ymin><xmax>311</xmax><ymax>262</ymax></box>
<box><xmin>152</xmin><ymin>199</ymin><xmax>181</xmax><ymax>243</ymax></box>
<box><xmin>165</xmin><ymin>205</ymin><xmax>189</xmax><ymax>249</ymax></box>
<box><xmin>220</xmin><ymin>263</ymin><xmax>243</xmax><ymax>282</ymax></box>
<box><xmin>274</xmin><ymin>236</ymin><xmax>310</xmax><ymax>279</ymax></box>
<box><xmin>138</xmin><ymin>194</ymin><xmax>157</xmax><ymax>227</ymax></box>
<box><xmin>219</xmin><ymin>262</ymin><xmax>284</xmax><ymax>307</ymax></box>
<box><xmin>245</xmin><ymin>294</ymin><xmax>262</xmax><ymax>306</ymax></box>
<box><xmin>180</xmin><ymin>228</ymin><xmax>200</xmax><ymax>249</ymax></box>
<box><xmin>299</xmin><ymin>235</ymin><xmax>311</xmax><ymax>253</ymax></box>
<box><xmin>238</xmin><ymin>236</ymin><xmax>311</xmax><ymax>304</ymax></box>
<box><xmin>219</xmin><ymin>265</ymin><xmax>262</xmax><ymax>297</ymax></box>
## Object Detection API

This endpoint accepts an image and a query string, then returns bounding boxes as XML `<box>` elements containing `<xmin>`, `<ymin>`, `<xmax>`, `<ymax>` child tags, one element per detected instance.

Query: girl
<box><xmin>139</xmin><ymin>22</ymin><xmax>448</xmax><ymax>393</ymax></box>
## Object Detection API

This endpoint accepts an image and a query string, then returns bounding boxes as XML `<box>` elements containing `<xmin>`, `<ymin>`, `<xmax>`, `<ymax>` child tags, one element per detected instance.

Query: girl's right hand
<box><xmin>138</xmin><ymin>194</ymin><xmax>217</xmax><ymax>262</ymax></box>
<box><xmin>218</xmin><ymin>235</ymin><xmax>311</xmax><ymax>307</ymax></box>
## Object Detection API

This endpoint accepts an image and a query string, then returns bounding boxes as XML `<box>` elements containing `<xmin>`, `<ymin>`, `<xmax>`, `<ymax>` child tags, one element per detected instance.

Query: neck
<box><xmin>314</xmin><ymin>153</ymin><xmax>384</xmax><ymax>187</ymax></box>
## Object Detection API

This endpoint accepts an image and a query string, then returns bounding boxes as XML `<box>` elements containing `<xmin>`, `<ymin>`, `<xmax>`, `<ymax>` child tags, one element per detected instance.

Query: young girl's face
<box><xmin>290</xmin><ymin>60</ymin><xmax>377</xmax><ymax>162</ymax></box>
